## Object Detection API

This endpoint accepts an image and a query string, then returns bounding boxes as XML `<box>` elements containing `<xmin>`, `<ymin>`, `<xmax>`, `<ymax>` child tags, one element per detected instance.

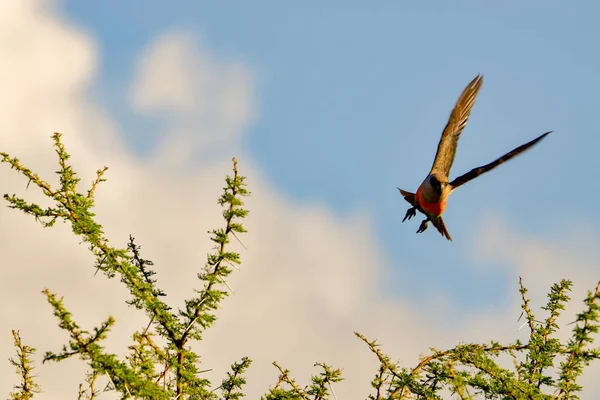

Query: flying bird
<box><xmin>398</xmin><ymin>74</ymin><xmax>551</xmax><ymax>241</ymax></box>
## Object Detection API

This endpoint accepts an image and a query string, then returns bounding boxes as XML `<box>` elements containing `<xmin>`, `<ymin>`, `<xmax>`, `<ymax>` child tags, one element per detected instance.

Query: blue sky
<box><xmin>63</xmin><ymin>1</ymin><xmax>600</xmax><ymax>312</ymax></box>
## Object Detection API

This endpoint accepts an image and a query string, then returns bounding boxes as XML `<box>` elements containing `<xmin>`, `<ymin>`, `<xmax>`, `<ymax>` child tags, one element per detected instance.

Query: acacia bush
<box><xmin>2</xmin><ymin>133</ymin><xmax>599</xmax><ymax>399</ymax></box>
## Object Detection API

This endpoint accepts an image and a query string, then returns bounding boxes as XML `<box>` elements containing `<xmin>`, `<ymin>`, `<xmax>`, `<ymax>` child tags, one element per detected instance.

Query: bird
<box><xmin>397</xmin><ymin>74</ymin><xmax>551</xmax><ymax>241</ymax></box>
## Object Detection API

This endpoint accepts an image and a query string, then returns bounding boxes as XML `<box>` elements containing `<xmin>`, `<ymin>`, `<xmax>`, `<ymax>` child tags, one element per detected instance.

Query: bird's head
<box><xmin>429</xmin><ymin>174</ymin><xmax>449</xmax><ymax>196</ymax></box>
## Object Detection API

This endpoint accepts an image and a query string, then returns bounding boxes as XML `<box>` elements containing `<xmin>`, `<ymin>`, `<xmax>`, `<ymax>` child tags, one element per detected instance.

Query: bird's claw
<box><xmin>402</xmin><ymin>207</ymin><xmax>417</xmax><ymax>222</ymax></box>
<box><xmin>416</xmin><ymin>219</ymin><xmax>429</xmax><ymax>234</ymax></box>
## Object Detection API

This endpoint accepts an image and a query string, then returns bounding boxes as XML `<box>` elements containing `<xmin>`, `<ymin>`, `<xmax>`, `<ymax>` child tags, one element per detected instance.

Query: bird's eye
<box><xmin>429</xmin><ymin>176</ymin><xmax>443</xmax><ymax>193</ymax></box>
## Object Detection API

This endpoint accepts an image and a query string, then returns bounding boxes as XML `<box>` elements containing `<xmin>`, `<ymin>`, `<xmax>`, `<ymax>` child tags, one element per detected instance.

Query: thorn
<box><xmin>221</xmin><ymin>278</ymin><xmax>235</xmax><ymax>294</ymax></box>
<box><xmin>329</xmin><ymin>382</ymin><xmax>338</xmax><ymax>400</ymax></box>
<box><xmin>142</xmin><ymin>316</ymin><xmax>155</xmax><ymax>336</ymax></box>
<box><xmin>224</xmin><ymin>259</ymin><xmax>241</xmax><ymax>271</ymax></box>
<box><xmin>231</xmin><ymin>230</ymin><xmax>248</xmax><ymax>251</ymax></box>
<box><xmin>103</xmin><ymin>373</ymin><xmax>116</xmax><ymax>392</ymax></box>
<box><xmin>517</xmin><ymin>321</ymin><xmax>528</xmax><ymax>331</ymax></box>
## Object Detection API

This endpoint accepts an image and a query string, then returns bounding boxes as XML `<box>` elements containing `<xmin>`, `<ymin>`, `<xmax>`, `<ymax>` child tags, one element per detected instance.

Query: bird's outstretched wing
<box><xmin>449</xmin><ymin>131</ymin><xmax>552</xmax><ymax>189</ymax></box>
<box><xmin>430</xmin><ymin>75</ymin><xmax>484</xmax><ymax>177</ymax></box>
<box><xmin>431</xmin><ymin>215</ymin><xmax>452</xmax><ymax>241</ymax></box>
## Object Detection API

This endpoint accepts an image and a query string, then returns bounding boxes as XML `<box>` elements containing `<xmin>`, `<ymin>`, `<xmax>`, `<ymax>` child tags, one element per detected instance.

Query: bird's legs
<box><xmin>417</xmin><ymin>218</ymin><xmax>429</xmax><ymax>234</ymax></box>
<box><xmin>402</xmin><ymin>207</ymin><xmax>417</xmax><ymax>222</ymax></box>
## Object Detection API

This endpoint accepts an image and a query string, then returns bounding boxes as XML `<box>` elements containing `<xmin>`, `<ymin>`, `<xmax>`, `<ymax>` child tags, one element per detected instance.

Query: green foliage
<box><xmin>9</xmin><ymin>330</ymin><xmax>41</xmax><ymax>400</ymax></box>
<box><xmin>261</xmin><ymin>362</ymin><xmax>343</xmax><ymax>400</ymax></box>
<box><xmin>355</xmin><ymin>278</ymin><xmax>600</xmax><ymax>399</ymax></box>
<box><xmin>2</xmin><ymin>133</ymin><xmax>599</xmax><ymax>399</ymax></box>
<box><xmin>2</xmin><ymin>133</ymin><xmax>251</xmax><ymax>399</ymax></box>
<box><xmin>220</xmin><ymin>357</ymin><xmax>252</xmax><ymax>400</ymax></box>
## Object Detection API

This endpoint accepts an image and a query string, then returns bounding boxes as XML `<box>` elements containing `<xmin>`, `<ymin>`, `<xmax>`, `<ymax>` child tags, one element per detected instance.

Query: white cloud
<box><xmin>129</xmin><ymin>32</ymin><xmax>254</xmax><ymax>166</ymax></box>
<box><xmin>473</xmin><ymin>214</ymin><xmax>599</xmax><ymax>306</ymax></box>
<box><xmin>0</xmin><ymin>2</ymin><xmax>598</xmax><ymax>399</ymax></box>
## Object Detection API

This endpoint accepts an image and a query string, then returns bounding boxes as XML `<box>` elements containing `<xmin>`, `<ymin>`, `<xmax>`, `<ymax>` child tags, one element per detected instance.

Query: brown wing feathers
<box><xmin>449</xmin><ymin>131</ymin><xmax>552</xmax><ymax>189</ymax></box>
<box><xmin>430</xmin><ymin>75</ymin><xmax>484</xmax><ymax>177</ymax></box>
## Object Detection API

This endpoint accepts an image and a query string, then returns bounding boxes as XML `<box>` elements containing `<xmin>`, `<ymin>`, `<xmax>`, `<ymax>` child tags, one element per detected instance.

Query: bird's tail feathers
<box><xmin>431</xmin><ymin>215</ymin><xmax>453</xmax><ymax>241</ymax></box>
<box><xmin>397</xmin><ymin>188</ymin><xmax>416</xmax><ymax>206</ymax></box>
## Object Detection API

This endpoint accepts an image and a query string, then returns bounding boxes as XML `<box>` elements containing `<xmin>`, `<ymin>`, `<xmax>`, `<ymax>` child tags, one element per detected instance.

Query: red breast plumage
<box><xmin>415</xmin><ymin>185</ymin><xmax>446</xmax><ymax>217</ymax></box>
